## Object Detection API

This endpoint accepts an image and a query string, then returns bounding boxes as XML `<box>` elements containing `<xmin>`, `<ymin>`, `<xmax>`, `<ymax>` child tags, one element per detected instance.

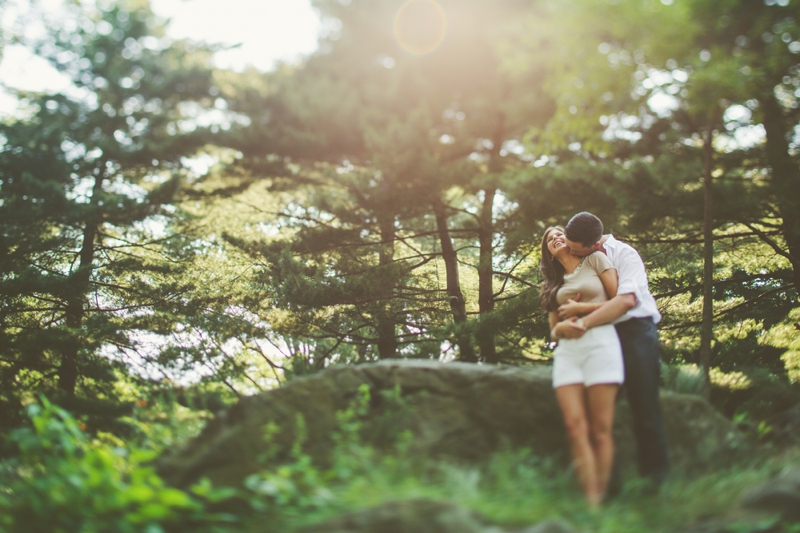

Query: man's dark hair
<box><xmin>565</xmin><ymin>212</ymin><xmax>604</xmax><ymax>247</ymax></box>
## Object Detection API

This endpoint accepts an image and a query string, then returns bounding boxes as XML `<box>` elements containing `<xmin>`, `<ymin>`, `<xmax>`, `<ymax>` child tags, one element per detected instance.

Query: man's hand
<box><xmin>555</xmin><ymin>317</ymin><xmax>587</xmax><ymax>340</ymax></box>
<box><xmin>558</xmin><ymin>293</ymin><xmax>584</xmax><ymax>320</ymax></box>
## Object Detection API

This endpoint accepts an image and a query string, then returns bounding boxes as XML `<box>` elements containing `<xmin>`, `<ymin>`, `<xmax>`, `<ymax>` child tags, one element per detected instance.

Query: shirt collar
<box><xmin>599</xmin><ymin>234</ymin><xmax>617</xmax><ymax>254</ymax></box>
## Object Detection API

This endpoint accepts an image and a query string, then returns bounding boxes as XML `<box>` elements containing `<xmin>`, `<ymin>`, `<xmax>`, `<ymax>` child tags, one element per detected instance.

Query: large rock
<box><xmin>157</xmin><ymin>361</ymin><xmax>747</xmax><ymax>488</ymax></box>
<box><xmin>764</xmin><ymin>402</ymin><xmax>800</xmax><ymax>445</ymax></box>
<box><xmin>681</xmin><ymin>469</ymin><xmax>800</xmax><ymax>532</ymax></box>
<box><xmin>740</xmin><ymin>468</ymin><xmax>800</xmax><ymax>522</ymax></box>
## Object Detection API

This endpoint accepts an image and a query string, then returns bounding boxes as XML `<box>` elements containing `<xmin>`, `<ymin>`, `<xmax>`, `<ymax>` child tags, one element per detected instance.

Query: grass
<box><xmin>270</xmin><ymin>443</ymin><xmax>796</xmax><ymax>533</ymax></box>
<box><xmin>5</xmin><ymin>389</ymin><xmax>796</xmax><ymax>533</ymax></box>
<box><xmin>237</xmin><ymin>384</ymin><xmax>798</xmax><ymax>533</ymax></box>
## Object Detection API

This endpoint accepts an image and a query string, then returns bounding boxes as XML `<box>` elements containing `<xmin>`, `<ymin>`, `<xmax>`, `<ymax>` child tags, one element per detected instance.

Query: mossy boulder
<box><xmin>681</xmin><ymin>468</ymin><xmax>800</xmax><ymax>533</ymax></box>
<box><xmin>157</xmin><ymin>361</ymin><xmax>747</xmax><ymax>489</ymax></box>
<box><xmin>764</xmin><ymin>402</ymin><xmax>800</xmax><ymax>444</ymax></box>
<box><xmin>740</xmin><ymin>468</ymin><xmax>800</xmax><ymax>522</ymax></box>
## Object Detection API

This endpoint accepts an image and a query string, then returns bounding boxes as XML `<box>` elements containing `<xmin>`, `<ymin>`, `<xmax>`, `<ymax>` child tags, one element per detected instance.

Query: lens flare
<box><xmin>393</xmin><ymin>0</ymin><xmax>447</xmax><ymax>55</ymax></box>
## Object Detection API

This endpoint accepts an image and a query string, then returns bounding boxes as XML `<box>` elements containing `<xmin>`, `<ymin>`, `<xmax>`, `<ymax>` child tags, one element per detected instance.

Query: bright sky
<box><xmin>0</xmin><ymin>0</ymin><xmax>322</xmax><ymax>114</ymax></box>
<box><xmin>150</xmin><ymin>0</ymin><xmax>321</xmax><ymax>71</ymax></box>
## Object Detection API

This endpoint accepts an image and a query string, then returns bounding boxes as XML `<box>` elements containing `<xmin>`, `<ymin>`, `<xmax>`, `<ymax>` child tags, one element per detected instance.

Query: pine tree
<box><xmin>0</xmin><ymin>0</ymin><xmax>217</xmax><ymax>427</ymax></box>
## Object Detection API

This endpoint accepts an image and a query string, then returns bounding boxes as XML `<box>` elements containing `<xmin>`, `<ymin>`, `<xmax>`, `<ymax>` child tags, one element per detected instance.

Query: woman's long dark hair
<box><xmin>539</xmin><ymin>226</ymin><xmax>566</xmax><ymax>312</ymax></box>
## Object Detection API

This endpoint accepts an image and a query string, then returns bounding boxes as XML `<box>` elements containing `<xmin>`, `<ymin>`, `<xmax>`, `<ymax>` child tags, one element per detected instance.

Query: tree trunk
<box><xmin>760</xmin><ymin>93</ymin><xmax>800</xmax><ymax>293</ymax></box>
<box><xmin>59</xmin><ymin>173</ymin><xmax>104</xmax><ymax>394</ymax></box>
<box><xmin>433</xmin><ymin>201</ymin><xmax>476</xmax><ymax>362</ymax></box>
<box><xmin>699</xmin><ymin>127</ymin><xmax>715</xmax><ymax>398</ymax></box>
<box><xmin>476</xmin><ymin>186</ymin><xmax>497</xmax><ymax>363</ymax></box>
<box><xmin>376</xmin><ymin>214</ymin><xmax>397</xmax><ymax>359</ymax></box>
<box><xmin>475</xmin><ymin>110</ymin><xmax>507</xmax><ymax>364</ymax></box>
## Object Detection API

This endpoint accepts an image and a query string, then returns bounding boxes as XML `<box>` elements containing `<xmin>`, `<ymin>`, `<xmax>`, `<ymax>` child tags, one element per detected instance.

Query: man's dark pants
<box><xmin>610</xmin><ymin>317</ymin><xmax>670</xmax><ymax>490</ymax></box>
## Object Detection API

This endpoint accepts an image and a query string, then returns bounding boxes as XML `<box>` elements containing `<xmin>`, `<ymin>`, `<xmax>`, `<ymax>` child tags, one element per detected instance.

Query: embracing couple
<box><xmin>540</xmin><ymin>212</ymin><xmax>669</xmax><ymax>507</ymax></box>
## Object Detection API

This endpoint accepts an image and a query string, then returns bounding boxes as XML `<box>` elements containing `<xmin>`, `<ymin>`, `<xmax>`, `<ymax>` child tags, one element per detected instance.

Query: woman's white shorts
<box><xmin>552</xmin><ymin>324</ymin><xmax>624</xmax><ymax>388</ymax></box>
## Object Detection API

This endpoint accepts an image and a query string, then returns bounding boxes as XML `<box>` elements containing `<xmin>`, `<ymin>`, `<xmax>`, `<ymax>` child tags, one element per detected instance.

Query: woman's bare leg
<box><xmin>586</xmin><ymin>383</ymin><xmax>621</xmax><ymax>501</ymax></box>
<box><xmin>555</xmin><ymin>384</ymin><xmax>599</xmax><ymax>506</ymax></box>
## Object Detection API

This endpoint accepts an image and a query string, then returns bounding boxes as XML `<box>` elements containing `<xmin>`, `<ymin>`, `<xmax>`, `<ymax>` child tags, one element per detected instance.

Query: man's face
<box><xmin>565</xmin><ymin>238</ymin><xmax>597</xmax><ymax>257</ymax></box>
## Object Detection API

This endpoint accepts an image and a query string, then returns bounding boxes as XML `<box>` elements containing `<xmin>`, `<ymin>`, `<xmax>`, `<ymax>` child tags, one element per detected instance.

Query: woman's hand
<box><xmin>552</xmin><ymin>316</ymin><xmax>587</xmax><ymax>340</ymax></box>
<box><xmin>558</xmin><ymin>294</ymin><xmax>589</xmax><ymax>319</ymax></box>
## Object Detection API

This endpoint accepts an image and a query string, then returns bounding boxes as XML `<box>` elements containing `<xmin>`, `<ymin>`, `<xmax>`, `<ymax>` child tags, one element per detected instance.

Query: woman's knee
<box><xmin>590</xmin><ymin>418</ymin><xmax>614</xmax><ymax>444</ymax></box>
<box><xmin>563</xmin><ymin>415</ymin><xmax>590</xmax><ymax>441</ymax></box>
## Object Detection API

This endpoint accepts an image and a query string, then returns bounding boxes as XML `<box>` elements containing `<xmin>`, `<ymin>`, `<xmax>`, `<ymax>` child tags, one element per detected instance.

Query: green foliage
<box><xmin>662</xmin><ymin>363</ymin><xmax>708</xmax><ymax>396</ymax></box>
<box><xmin>0</xmin><ymin>0</ymin><xmax>222</xmax><ymax>428</ymax></box>
<box><xmin>328</xmin><ymin>384</ymin><xmax>373</xmax><ymax>479</ymax></box>
<box><xmin>3</xmin><ymin>2</ymin><xmax>800</xmax><ymax>530</ymax></box>
<box><xmin>0</xmin><ymin>397</ymin><xmax>236</xmax><ymax>533</ymax></box>
<box><xmin>201</xmin><ymin>0</ymin><xmax>800</xmax><ymax>373</ymax></box>
<box><xmin>244</xmin><ymin>417</ymin><xmax>334</xmax><ymax>515</ymax></box>
<box><xmin>230</xmin><ymin>383</ymin><xmax>796</xmax><ymax>533</ymax></box>
<box><xmin>3</xmin><ymin>387</ymin><xmax>799</xmax><ymax>533</ymax></box>
<box><xmin>2</xmin><ymin>0</ymin><xmax>800</xmax><ymax>438</ymax></box>
<box><xmin>253</xmin><ymin>428</ymin><xmax>797</xmax><ymax>533</ymax></box>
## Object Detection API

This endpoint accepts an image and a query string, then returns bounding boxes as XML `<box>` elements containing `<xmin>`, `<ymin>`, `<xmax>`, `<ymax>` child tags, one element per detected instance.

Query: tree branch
<box><xmin>654</xmin><ymin>272</ymin><xmax>790</xmax><ymax>299</ymax></box>
<box><xmin>743</xmin><ymin>223</ymin><xmax>796</xmax><ymax>265</ymax></box>
<box><xmin>659</xmin><ymin>283</ymin><xmax>795</xmax><ymax>331</ymax></box>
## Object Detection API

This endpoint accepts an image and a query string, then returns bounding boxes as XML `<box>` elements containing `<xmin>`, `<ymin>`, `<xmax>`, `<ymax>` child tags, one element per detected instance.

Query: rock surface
<box><xmin>157</xmin><ymin>361</ymin><xmax>747</xmax><ymax>488</ymax></box>
<box><xmin>740</xmin><ymin>468</ymin><xmax>800</xmax><ymax>522</ymax></box>
<box><xmin>764</xmin><ymin>402</ymin><xmax>800</xmax><ymax>445</ymax></box>
<box><xmin>681</xmin><ymin>468</ymin><xmax>800</xmax><ymax>533</ymax></box>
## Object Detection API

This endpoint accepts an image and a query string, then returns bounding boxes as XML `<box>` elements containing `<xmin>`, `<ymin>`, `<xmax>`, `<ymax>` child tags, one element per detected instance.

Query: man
<box><xmin>554</xmin><ymin>212</ymin><xmax>670</xmax><ymax>490</ymax></box>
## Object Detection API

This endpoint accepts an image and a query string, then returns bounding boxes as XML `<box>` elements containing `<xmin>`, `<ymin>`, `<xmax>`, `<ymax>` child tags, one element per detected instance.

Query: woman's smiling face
<box><xmin>546</xmin><ymin>228</ymin><xmax>568</xmax><ymax>257</ymax></box>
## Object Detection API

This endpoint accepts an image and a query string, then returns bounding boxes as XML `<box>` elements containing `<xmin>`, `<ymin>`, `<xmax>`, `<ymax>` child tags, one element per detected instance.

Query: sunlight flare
<box><xmin>393</xmin><ymin>0</ymin><xmax>447</xmax><ymax>55</ymax></box>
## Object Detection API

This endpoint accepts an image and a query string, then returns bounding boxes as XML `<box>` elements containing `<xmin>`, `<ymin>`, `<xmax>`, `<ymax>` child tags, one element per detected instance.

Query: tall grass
<box><xmin>282</xmin><ymin>444</ymin><xmax>790</xmax><ymax>533</ymax></box>
<box><xmin>249</xmin><ymin>385</ymin><xmax>795</xmax><ymax>533</ymax></box>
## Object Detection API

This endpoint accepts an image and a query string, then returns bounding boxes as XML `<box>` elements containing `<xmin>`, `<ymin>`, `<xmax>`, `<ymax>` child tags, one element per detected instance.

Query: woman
<box><xmin>539</xmin><ymin>226</ymin><xmax>624</xmax><ymax>506</ymax></box>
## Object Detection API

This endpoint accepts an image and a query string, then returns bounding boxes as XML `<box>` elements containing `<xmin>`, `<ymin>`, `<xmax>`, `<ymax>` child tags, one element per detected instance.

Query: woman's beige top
<box><xmin>556</xmin><ymin>252</ymin><xmax>616</xmax><ymax>306</ymax></box>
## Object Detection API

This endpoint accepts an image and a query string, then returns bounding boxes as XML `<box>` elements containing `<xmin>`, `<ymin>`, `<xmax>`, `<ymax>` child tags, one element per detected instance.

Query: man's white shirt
<box><xmin>602</xmin><ymin>235</ymin><xmax>661</xmax><ymax>324</ymax></box>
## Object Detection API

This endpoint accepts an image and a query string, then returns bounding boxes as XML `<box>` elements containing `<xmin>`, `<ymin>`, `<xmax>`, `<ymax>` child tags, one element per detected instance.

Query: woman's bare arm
<box><xmin>558</xmin><ymin>297</ymin><xmax>601</xmax><ymax>319</ymax></box>
<box><xmin>600</xmin><ymin>268</ymin><xmax>618</xmax><ymax>299</ymax></box>
<box><xmin>549</xmin><ymin>311</ymin><xmax>560</xmax><ymax>341</ymax></box>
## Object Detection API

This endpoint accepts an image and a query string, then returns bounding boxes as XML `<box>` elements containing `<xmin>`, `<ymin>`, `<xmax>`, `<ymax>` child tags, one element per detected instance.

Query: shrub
<box><xmin>0</xmin><ymin>397</ymin><xmax>236</xmax><ymax>533</ymax></box>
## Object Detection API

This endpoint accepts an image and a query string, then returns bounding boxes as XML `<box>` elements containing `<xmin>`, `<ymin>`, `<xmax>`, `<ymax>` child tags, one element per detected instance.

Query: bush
<box><xmin>0</xmin><ymin>397</ymin><xmax>236</xmax><ymax>533</ymax></box>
